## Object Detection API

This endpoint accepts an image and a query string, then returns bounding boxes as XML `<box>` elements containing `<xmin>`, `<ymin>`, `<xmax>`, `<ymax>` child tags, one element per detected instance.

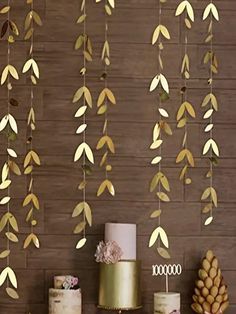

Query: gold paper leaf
<box><xmin>0</xmin><ymin>266</ymin><xmax>17</xmax><ymax>288</ymax></box>
<box><xmin>157</xmin><ymin>247</ymin><xmax>171</xmax><ymax>259</ymax></box>
<box><xmin>150</xmin><ymin>139</ymin><xmax>163</xmax><ymax>150</ymax></box>
<box><xmin>0</xmin><ymin>250</ymin><xmax>10</xmax><ymax>259</ymax></box>
<box><xmin>74</xmin><ymin>105</ymin><xmax>87</xmax><ymax>118</ymax></box>
<box><xmin>150</xmin><ymin>210</ymin><xmax>162</xmax><ymax>218</ymax></box>
<box><xmin>0</xmin><ymin>180</ymin><xmax>11</xmax><ymax>190</ymax></box>
<box><xmin>149</xmin><ymin>226</ymin><xmax>169</xmax><ymax>249</ymax></box>
<box><xmin>5</xmin><ymin>232</ymin><xmax>18</xmax><ymax>243</ymax></box>
<box><xmin>8</xmin><ymin>114</ymin><xmax>18</xmax><ymax>133</ymax></box>
<box><xmin>157</xmin><ymin>192</ymin><xmax>170</xmax><ymax>202</ymax></box>
<box><xmin>84</xmin><ymin>203</ymin><xmax>92</xmax><ymax>226</ymax></box>
<box><xmin>23</xmin><ymin>233</ymin><xmax>34</xmax><ymax>249</ymax></box>
<box><xmin>7</xmin><ymin>148</ymin><xmax>17</xmax><ymax>158</ymax></box>
<box><xmin>0</xmin><ymin>6</ymin><xmax>10</xmax><ymax>14</ymax></box>
<box><xmin>150</xmin><ymin>75</ymin><xmax>160</xmax><ymax>91</ymax></box>
<box><xmin>76</xmin><ymin>237</ymin><xmax>87</xmax><ymax>249</ymax></box>
<box><xmin>203</xmin><ymin>109</ymin><xmax>214</xmax><ymax>119</ymax></box>
<box><xmin>175</xmin><ymin>0</ymin><xmax>194</xmax><ymax>22</ymax></box>
<box><xmin>76</xmin><ymin>123</ymin><xmax>87</xmax><ymax>134</ymax></box>
<box><xmin>74</xmin><ymin>221</ymin><xmax>86</xmax><ymax>234</ymax></box>
<box><xmin>72</xmin><ymin>202</ymin><xmax>84</xmax><ymax>217</ymax></box>
<box><xmin>0</xmin><ymin>196</ymin><xmax>10</xmax><ymax>205</ymax></box>
<box><xmin>151</xmin><ymin>156</ymin><xmax>162</xmax><ymax>165</ymax></box>
<box><xmin>160</xmin><ymin>74</ymin><xmax>169</xmax><ymax>94</ymax></box>
<box><xmin>159</xmin><ymin>108</ymin><xmax>169</xmax><ymax>118</ymax></box>
<box><xmin>203</xmin><ymin>3</ymin><xmax>219</xmax><ymax>21</ymax></box>
<box><xmin>8</xmin><ymin>161</ymin><xmax>21</xmax><ymax>175</ymax></box>
<box><xmin>204</xmin><ymin>216</ymin><xmax>213</xmax><ymax>226</ymax></box>
<box><xmin>6</xmin><ymin>287</ymin><xmax>19</xmax><ymax>299</ymax></box>
<box><xmin>0</xmin><ymin>115</ymin><xmax>9</xmax><ymax>131</ymax></box>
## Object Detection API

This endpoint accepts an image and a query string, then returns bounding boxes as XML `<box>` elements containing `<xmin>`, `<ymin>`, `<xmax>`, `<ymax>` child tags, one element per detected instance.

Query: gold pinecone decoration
<box><xmin>191</xmin><ymin>250</ymin><xmax>229</xmax><ymax>314</ymax></box>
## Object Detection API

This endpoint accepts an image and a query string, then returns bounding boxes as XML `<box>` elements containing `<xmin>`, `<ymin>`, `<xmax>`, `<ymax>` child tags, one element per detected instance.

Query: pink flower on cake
<box><xmin>95</xmin><ymin>241</ymin><xmax>123</xmax><ymax>264</ymax></box>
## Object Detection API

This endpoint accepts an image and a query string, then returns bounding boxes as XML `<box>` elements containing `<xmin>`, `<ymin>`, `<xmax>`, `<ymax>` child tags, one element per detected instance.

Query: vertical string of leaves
<box><xmin>201</xmin><ymin>1</ymin><xmax>219</xmax><ymax>226</ymax></box>
<box><xmin>72</xmin><ymin>0</ymin><xmax>94</xmax><ymax>250</ymax></box>
<box><xmin>0</xmin><ymin>0</ymin><xmax>21</xmax><ymax>300</ymax></box>
<box><xmin>175</xmin><ymin>1</ymin><xmax>195</xmax><ymax>184</ymax></box>
<box><xmin>148</xmin><ymin>0</ymin><xmax>172</xmax><ymax>260</ymax></box>
<box><xmin>22</xmin><ymin>0</ymin><xmax>42</xmax><ymax>250</ymax></box>
<box><xmin>96</xmin><ymin>0</ymin><xmax>116</xmax><ymax>198</ymax></box>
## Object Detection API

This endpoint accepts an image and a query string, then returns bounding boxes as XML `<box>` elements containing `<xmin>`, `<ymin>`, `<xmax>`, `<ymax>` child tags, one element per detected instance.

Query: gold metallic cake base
<box><xmin>98</xmin><ymin>260</ymin><xmax>142</xmax><ymax>310</ymax></box>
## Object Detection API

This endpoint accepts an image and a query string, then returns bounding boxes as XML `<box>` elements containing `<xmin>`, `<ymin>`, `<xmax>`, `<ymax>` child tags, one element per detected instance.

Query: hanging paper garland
<box><xmin>0</xmin><ymin>0</ymin><xmax>21</xmax><ymax>299</ymax></box>
<box><xmin>148</xmin><ymin>0</ymin><xmax>172</xmax><ymax>260</ymax></box>
<box><xmin>175</xmin><ymin>1</ymin><xmax>196</xmax><ymax>184</ymax></box>
<box><xmin>96</xmin><ymin>0</ymin><xmax>116</xmax><ymax>198</ymax></box>
<box><xmin>22</xmin><ymin>0</ymin><xmax>42</xmax><ymax>250</ymax></box>
<box><xmin>201</xmin><ymin>1</ymin><xmax>220</xmax><ymax>226</ymax></box>
<box><xmin>72</xmin><ymin>0</ymin><xmax>94</xmax><ymax>250</ymax></box>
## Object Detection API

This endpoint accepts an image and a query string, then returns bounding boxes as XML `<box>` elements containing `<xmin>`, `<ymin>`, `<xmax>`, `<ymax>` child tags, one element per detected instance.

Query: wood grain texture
<box><xmin>0</xmin><ymin>0</ymin><xmax>235</xmax><ymax>313</ymax></box>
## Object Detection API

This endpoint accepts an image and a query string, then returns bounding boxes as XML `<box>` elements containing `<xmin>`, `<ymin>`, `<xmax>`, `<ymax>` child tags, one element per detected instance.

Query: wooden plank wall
<box><xmin>0</xmin><ymin>0</ymin><xmax>235</xmax><ymax>313</ymax></box>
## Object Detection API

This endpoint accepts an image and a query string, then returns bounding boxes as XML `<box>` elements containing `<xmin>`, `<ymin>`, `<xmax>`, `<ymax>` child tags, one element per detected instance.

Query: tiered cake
<box><xmin>98</xmin><ymin>223</ymin><xmax>142</xmax><ymax>310</ymax></box>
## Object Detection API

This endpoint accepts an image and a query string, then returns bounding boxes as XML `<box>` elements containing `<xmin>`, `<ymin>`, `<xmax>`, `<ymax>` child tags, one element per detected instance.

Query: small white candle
<box><xmin>154</xmin><ymin>292</ymin><xmax>180</xmax><ymax>314</ymax></box>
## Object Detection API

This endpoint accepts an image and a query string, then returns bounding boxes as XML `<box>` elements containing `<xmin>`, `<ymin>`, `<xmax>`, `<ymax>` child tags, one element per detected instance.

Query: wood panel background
<box><xmin>0</xmin><ymin>0</ymin><xmax>235</xmax><ymax>313</ymax></box>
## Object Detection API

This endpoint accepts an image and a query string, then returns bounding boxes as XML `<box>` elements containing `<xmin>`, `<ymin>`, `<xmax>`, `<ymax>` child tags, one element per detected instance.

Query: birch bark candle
<box><xmin>154</xmin><ymin>292</ymin><xmax>180</xmax><ymax>314</ymax></box>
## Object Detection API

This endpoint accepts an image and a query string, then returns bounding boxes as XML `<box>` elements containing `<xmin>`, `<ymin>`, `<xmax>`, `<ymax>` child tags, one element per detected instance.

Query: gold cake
<box><xmin>98</xmin><ymin>260</ymin><xmax>142</xmax><ymax>310</ymax></box>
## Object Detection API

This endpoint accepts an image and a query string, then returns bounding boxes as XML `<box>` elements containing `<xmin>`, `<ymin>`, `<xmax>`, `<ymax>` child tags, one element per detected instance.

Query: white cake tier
<box><xmin>154</xmin><ymin>292</ymin><xmax>180</xmax><ymax>314</ymax></box>
<box><xmin>105</xmin><ymin>223</ymin><xmax>136</xmax><ymax>260</ymax></box>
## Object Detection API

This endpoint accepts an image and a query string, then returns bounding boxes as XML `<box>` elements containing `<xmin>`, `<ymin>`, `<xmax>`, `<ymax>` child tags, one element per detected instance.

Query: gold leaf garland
<box><xmin>175</xmin><ymin>1</ymin><xmax>196</xmax><ymax>184</ymax></box>
<box><xmin>201</xmin><ymin>1</ymin><xmax>220</xmax><ymax>226</ymax></box>
<box><xmin>72</xmin><ymin>0</ymin><xmax>94</xmax><ymax>250</ymax></box>
<box><xmin>148</xmin><ymin>0</ymin><xmax>172</xmax><ymax>260</ymax></box>
<box><xmin>95</xmin><ymin>0</ymin><xmax>116</xmax><ymax>198</ymax></box>
<box><xmin>0</xmin><ymin>0</ymin><xmax>20</xmax><ymax>299</ymax></box>
<box><xmin>22</xmin><ymin>0</ymin><xmax>42</xmax><ymax>250</ymax></box>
